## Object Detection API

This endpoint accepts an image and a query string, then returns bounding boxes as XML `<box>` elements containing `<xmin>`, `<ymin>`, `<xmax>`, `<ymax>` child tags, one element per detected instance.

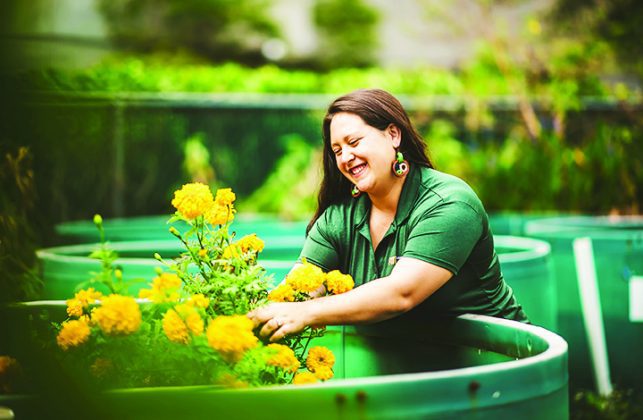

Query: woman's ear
<box><xmin>387</xmin><ymin>124</ymin><xmax>402</xmax><ymax>148</ymax></box>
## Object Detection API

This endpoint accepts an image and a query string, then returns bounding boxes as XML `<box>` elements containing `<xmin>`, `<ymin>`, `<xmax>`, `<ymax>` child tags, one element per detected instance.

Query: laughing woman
<box><xmin>249</xmin><ymin>89</ymin><xmax>528</xmax><ymax>341</ymax></box>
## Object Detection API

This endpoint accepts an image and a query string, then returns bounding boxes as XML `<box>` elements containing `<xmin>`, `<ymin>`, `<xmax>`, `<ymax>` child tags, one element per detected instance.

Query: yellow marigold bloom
<box><xmin>90</xmin><ymin>358</ymin><xmax>113</xmax><ymax>378</ymax></box>
<box><xmin>206</xmin><ymin>315</ymin><xmax>258</xmax><ymax>362</ymax></box>
<box><xmin>267</xmin><ymin>283</ymin><xmax>295</xmax><ymax>302</ymax></box>
<box><xmin>57</xmin><ymin>319</ymin><xmax>91</xmax><ymax>350</ymax></box>
<box><xmin>266</xmin><ymin>343</ymin><xmax>300</xmax><ymax>373</ymax></box>
<box><xmin>312</xmin><ymin>366</ymin><xmax>333</xmax><ymax>381</ymax></box>
<box><xmin>66</xmin><ymin>298</ymin><xmax>84</xmax><ymax>318</ymax></box>
<box><xmin>0</xmin><ymin>356</ymin><xmax>21</xmax><ymax>393</ymax></box>
<box><xmin>286</xmin><ymin>262</ymin><xmax>326</xmax><ymax>294</ymax></box>
<box><xmin>163</xmin><ymin>304</ymin><xmax>203</xmax><ymax>344</ymax></box>
<box><xmin>187</xmin><ymin>293</ymin><xmax>210</xmax><ymax>309</ymax></box>
<box><xmin>171</xmin><ymin>182</ymin><xmax>214</xmax><ymax>219</ymax></box>
<box><xmin>198</xmin><ymin>248</ymin><xmax>208</xmax><ymax>258</ymax></box>
<box><xmin>92</xmin><ymin>295</ymin><xmax>142</xmax><ymax>335</ymax></box>
<box><xmin>215</xmin><ymin>188</ymin><xmax>236</xmax><ymax>206</ymax></box>
<box><xmin>222</xmin><ymin>244</ymin><xmax>241</xmax><ymax>260</ymax></box>
<box><xmin>325</xmin><ymin>270</ymin><xmax>355</xmax><ymax>295</ymax></box>
<box><xmin>237</xmin><ymin>234</ymin><xmax>265</xmax><ymax>253</ymax></box>
<box><xmin>293</xmin><ymin>371</ymin><xmax>318</xmax><ymax>385</ymax></box>
<box><xmin>206</xmin><ymin>203</ymin><xmax>235</xmax><ymax>225</ymax></box>
<box><xmin>306</xmin><ymin>346</ymin><xmax>335</xmax><ymax>372</ymax></box>
<box><xmin>138</xmin><ymin>273</ymin><xmax>182</xmax><ymax>303</ymax></box>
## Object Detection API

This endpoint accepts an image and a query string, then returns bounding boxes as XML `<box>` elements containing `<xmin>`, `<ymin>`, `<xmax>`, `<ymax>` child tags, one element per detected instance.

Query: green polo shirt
<box><xmin>300</xmin><ymin>165</ymin><xmax>528</xmax><ymax>323</ymax></box>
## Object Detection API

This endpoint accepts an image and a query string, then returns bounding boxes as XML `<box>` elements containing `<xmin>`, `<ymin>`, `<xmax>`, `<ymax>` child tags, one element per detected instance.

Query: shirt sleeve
<box><xmin>402</xmin><ymin>201</ymin><xmax>483</xmax><ymax>275</ymax></box>
<box><xmin>299</xmin><ymin>210</ymin><xmax>340</xmax><ymax>272</ymax></box>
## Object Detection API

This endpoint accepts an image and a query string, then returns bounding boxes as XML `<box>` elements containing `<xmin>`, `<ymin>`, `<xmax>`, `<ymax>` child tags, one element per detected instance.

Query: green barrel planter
<box><xmin>524</xmin><ymin>215</ymin><xmax>643</xmax><ymax>391</ymax></box>
<box><xmin>36</xmin><ymin>236</ymin><xmax>556</xmax><ymax>331</ymax></box>
<box><xmin>55</xmin><ymin>215</ymin><xmax>308</xmax><ymax>244</ymax></box>
<box><xmin>0</xmin><ymin>300</ymin><xmax>568</xmax><ymax>419</ymax></box>
<box><xmin>489</xmin><ymin>212</ymin><xmax>566</xmax><ymax>236</ymax></box>
<box><xmin>495</xmin><ymin>236</ymin><xmax>556</xmax><ymax>331</ymax></box>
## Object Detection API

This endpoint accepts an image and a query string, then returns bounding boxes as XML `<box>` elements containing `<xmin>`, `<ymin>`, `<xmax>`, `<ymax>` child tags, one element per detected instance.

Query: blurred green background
<box><xmin>0</xmin><ymin>0</ymin><xmax>641</xmax><ymax>297</ymax></box>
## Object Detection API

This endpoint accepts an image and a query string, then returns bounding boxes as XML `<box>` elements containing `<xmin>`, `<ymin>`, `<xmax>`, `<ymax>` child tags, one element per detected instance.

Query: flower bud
<box><xmin>169</xmin><ymin>226</ymin><xmax>180</xmax><ymax>237</ymax></box>
<box><xmin>114</xmin><ymin>269</ymin><xmax>123</xmax><ymax>280</ymax></box>
<box><xmin>93</xmin><ymin>214</ymin><xmax>103</xmax><ymax>226</ymax></box>
<box><xmin>154</xmin><ymin>253</ymin><xmax>163</xmax><ymax>261</ymax></box>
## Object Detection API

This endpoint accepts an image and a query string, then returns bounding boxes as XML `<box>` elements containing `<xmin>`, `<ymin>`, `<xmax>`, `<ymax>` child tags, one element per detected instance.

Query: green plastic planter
<box><xmin>524</xmin><ymin>215</ymin><xmax>643</xmax><ymax>391</ymax></box>
<box><xmin>489</xmin><ymin>212</ymin><xmax>565</xmax><ymax>236</ymax></box>
<box><xmin>495</xmin><ymin>236</ymin><xmax>556</xmax><ymax>331</ymax></box>
<box><xmin>36</xmin><ymin>236</ymin><xmax>556</xmax><ymax>331</ymax></box>
<box><xmin>0</xmin><ymin>300</ymin><xmax>568</xmax><ymax>419</ymax></box>
<box><xmin>55</xmin><ymin>215</ymin><xmax>308</xmax><ymax>244</ymax></box>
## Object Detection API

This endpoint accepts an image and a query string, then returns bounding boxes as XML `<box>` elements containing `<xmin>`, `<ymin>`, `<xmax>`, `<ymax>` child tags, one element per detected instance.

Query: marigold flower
<box><xmin>237</xmin><ymin>234</ymin><xmax>265</xmax><ymax>253</ymax></box>
<box><xmin>325</xmin><ymin>270</ymin><xmax>354</xmax><ymax>295</ymax></box>
<box><xmin>206</xmin><ymin>203</ymin><xmax>235</xmax><ymax>225</ymax></box>
<box><xmin>206</xmin><ymin>315</ymin><xmax>258</xmax><ymax>362</ymax></box>
<box><xmin>215</xmin><ymin>188</ymin><xmax>236</xmax><ymax>206</ymax></box>
<box><xmin>222</xmin><ymin>244</ymin><xmax>241</xmax><ymax>260</ymax></box>
<box><xmin>0</xmin><ymin>356</ymin><xmax>21</xmax><ymax>393</ymax></box>
<box><xmin>171</xmin><ymin>182</ymin><xmax>214</xmax><ymax>219</ymax></box>
<box><xmin>90</xmin><ymin>358</ymin><xmax>113</xmax><ymax>378</ymax></box>
<box><xmin>0</xmin><ymin>356</ymin><xmax>19</xmax><ymax>376</ymax></box>
<box><xmin>57</xmin><ymin>319</ymin><xmax>91</xmax><ymax>350</ymax></box>
<box><xmin>266</xmin><ymin>344</ymin><xmax>300</xmax><ymax>373</ymax></box>
<box><xmin>306</xmin><ymin>346</ymin><xmax>335</xmax><ymax>373</ymax></box>
<box><xmin>66</xmin><ymin>288</ymin><xmax>103</xmax><ymax>317</ymax></box>
<box><xmin>187</xmin><ymin>293</ymin><xmax>210</xmax><ymax>309</ymax></box>
<box><xmin>312</xmin><ymin>366</ymin><xmax>333</xmax><ymax>381</ymax></box>
<box><xmin>267</xmin><ymin>284</ymin><xmax>295</xmax><ymax>302</ymax></box>
<box><xmin>286</xmin><ymin>262</ymin><xmax>326</xmax><ymax>294</ymax></box>
<box><xmin>138</xmin><ymin>272</ymin><xmax>182</xmax><ymax>303</ymax></box>
<box><xmin>293</xmin><ymin>371</ymin><xmax>318</xmax><ymax>385</ymax></box>
<box><xmin>92</xmin><ymin>295</ymin><xmax>142</xmax><ymax>335</ymax></box>
<box><xmin>66</xmin><ymin>298</ymin><xmax>84</xmax><ymax>318</ymax></box>
<box><xmin>163</xmin><ymin>304</ymin><xmax>204</xmax><ymax>344</ymax></box>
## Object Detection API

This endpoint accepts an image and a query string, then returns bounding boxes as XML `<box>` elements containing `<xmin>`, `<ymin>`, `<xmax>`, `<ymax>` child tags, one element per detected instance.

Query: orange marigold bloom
<box><xmin>66</xmin><ymin>298</ymin><xmax>84</xmax><ymax>318</ymax></box>
<box><xmin>267</xmin><ymin>283</ymin><xmax>295</xmax><ymax>302</ymax></box>
<box><xmin>266</xmin><ymin>343</ymin><xmax>300</xmax><ymax>373</ymax></box>
<box><xmin>293</xmin><ymin>371</ymin><xmax>318</xmax><ymax>385</ymax></box>
<box><xmin>66</xmin><ymin>288</ymin><xmax>103</xmax><ymax>317</ymax></box>
<box><xmin>306</xmin><ymin>346</ymin><xmax>335</xmax><ymax>372</ymax></box>
<box><xmin>56</xmin><ymin>319</ymin><xmax>91</xmax><ymax>350</ymax></box>
<box><xmin>325</xmin><ymin>270</ymin><xmax>355</xmax><ymax>295</ymax></box>
<box><xmin>285</xmin><ymin>261</ymin><xmax>326</xmax><ymax>294</ymax></box>
<box><xmin>92</xmin><ymin>295</ymin><xmax>142</xmax><ymax>335</ymax></box>
<box><xmin>206</xmin><ymin>315</ymin><xmax>258</xmax><ymax>362</ymax></box>
<box><xmin>171</xmin><ymin>182</ymin><xmax>214</xmax><ymax>219</ymax></box>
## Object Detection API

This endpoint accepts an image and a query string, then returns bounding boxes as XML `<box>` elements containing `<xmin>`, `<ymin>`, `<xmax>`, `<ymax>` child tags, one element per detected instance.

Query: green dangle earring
<box><xmin>351</xmin><ymin>184</ymin><xmax>361</xmax><ymax>198</ymax></box>
<box><xmin>392</xmin><ymin>151</ymin><xmax>409</xmax><ymax>177</ymax></box>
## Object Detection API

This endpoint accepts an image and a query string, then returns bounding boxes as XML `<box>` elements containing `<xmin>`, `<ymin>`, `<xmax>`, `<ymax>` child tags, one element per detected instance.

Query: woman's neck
<box><xmin>368</xmin><ymin>174</ymin><xmax>407</xmax><ymax>214</ymax></box>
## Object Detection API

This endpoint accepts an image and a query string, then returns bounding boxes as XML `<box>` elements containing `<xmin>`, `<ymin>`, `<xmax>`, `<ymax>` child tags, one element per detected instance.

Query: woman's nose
<box><xmin>340</xmin><ymin>149</ymin><xmax>354</xmax><ymax>164</ymax></box>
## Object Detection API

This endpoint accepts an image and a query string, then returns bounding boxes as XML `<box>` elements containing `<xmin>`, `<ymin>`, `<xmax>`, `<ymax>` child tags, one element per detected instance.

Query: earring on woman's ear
<box><xmin>351</xmin><ymin>184</ymin><xmax>361</xmax><ymax>198</ymax></box>
<box><xmin>392</xmin><ymin>151</ymin><xmax>409</xmax><ymax>177</ymax></box>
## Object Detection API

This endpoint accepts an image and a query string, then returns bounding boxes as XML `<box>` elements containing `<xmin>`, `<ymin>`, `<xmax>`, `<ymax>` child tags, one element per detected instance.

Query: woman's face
<box><xmin>329</xmin><ymin>112</ymin><xmax>401</xmax><ymax>195</ymax></box>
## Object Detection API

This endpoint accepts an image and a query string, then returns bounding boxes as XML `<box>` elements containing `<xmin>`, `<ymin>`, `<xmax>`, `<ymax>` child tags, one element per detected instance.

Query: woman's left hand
<box><xmin>247</xmin><ymin>302</ymin><xmax>309</xmax><ymax>342</ymax></box>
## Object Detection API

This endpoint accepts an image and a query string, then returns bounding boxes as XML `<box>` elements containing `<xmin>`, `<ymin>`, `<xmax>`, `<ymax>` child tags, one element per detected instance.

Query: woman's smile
<box><xmin>349</xmin><ymin>163</ymin><xmax>367</xmax><ymax>177</ymax></box>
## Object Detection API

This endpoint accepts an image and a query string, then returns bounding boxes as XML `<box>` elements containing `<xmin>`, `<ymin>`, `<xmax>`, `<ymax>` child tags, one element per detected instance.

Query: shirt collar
<box><xmin>353</xmin><ymin>163</ymin><xmax>423</xmax><ymax>230</ymax></box>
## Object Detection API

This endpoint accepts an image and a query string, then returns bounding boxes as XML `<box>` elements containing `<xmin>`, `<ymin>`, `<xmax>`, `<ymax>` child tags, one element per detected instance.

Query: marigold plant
<box><xmin>53</xmin><ymin>184</ymin><xmax>346</xmax><ymax>389</ymax></box>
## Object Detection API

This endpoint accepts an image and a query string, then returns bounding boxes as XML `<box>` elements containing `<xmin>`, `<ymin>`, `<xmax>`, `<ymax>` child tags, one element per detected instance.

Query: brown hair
<box><xmin>307</xmin><ymin>88</ymin><xmax>433</xmax><ymax>233</ymax></box>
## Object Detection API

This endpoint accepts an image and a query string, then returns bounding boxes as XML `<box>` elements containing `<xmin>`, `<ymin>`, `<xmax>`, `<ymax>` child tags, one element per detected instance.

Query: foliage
<box><xmin>96</xmin><ymin>0</ymin><xmax>281</xmax><ymax>66</ymax></box>
<box><xmin>0</xmin><ymin>146</ymin><xmax>42</xmax><ymax>302</ymax></box>
<box><xmin>48</xmin><ymin>184</ymin><xmax>354</xmax><ymax>389</ymax></box>
<box><xmin>571</xmin><ymin>389</ymin><xmax>642</xmax><ymax>420</ymax></box>
<box><xmin>312</xmin><ymin>0</ymin><xmax>380</xmax><ymax>69</ymax></box>
<box><xmin>239</xmin><ymin>134</ymin><xmax>320</xmax><ymax>220</ymax></box>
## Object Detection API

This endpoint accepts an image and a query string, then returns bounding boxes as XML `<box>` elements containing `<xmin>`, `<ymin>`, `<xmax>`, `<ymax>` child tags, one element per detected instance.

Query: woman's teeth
<box><xmin>350</xmin><ymin>164</ymin><xmax>366</xmax><ymax>176</ymax></box>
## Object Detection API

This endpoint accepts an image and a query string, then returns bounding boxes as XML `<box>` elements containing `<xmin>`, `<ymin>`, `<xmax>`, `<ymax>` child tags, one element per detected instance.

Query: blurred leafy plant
<box><xmin>0</xmin><ymin>146</ymin><xmax>42</xmax><ymax>302</ymax></box>
<box><xmin>97</xmin><ymin>0</ymin><xmax>281</xmax><ymax>65</ymax></box>
<box><xmin>312</xmin><ymin>0</ymin><xmax>380</xmax><ymax>69</ymax></box>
